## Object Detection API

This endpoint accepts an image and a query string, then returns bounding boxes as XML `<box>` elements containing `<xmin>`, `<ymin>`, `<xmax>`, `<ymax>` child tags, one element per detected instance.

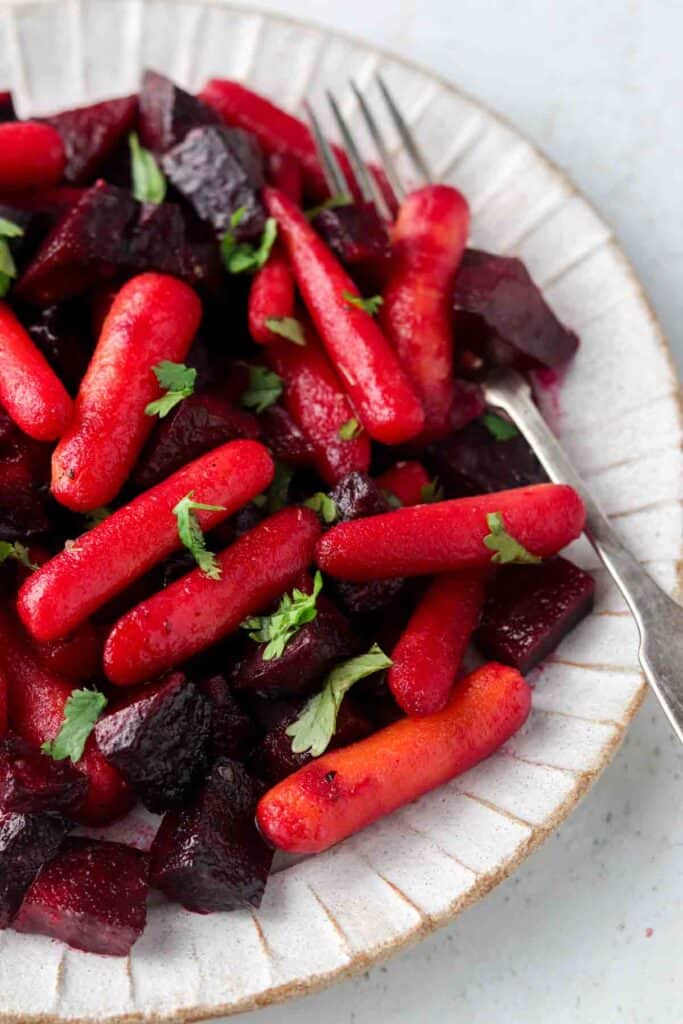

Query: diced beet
<box><xmin>13</xmin><ymin>837</ymin><xmax>149</xmax><ymax>956</ymax></box>
<box><xmin>427</xmin><ymin>418</ymin><xmax>546</xmax><ymax>498</ymax></box>
<box><xmin>139</xmin><ymin>70</ymin><xmax>220</xmax><ymax>153</ymax></box>
<box><xmin>259</xmin><ymin>405</ymin><xmax>315</xmax><ymax>467</ymax></box>
<box><xmin>149</xmin><ymin>758</ymin><xmax>273</xmax><ymax>913</ymax></box>
<box><xmin>134</xmin><ymin>392</ymin><xmax>260</xmax><ymax>491</ymax></box>
<box><xmin>23</xmin><ymin>302</ymin><xmax>92</xmax><ymax>395</ymax></box>
<box><xmin>95</xmin><ymin>674</ymin><xmax>211</xmax><ymax>813</ymax></box>
<box><xmin>0</xmin><ymin>449</ymin><xmax>52</xmax><ymax>540</ymax></box>
<box><xmin>0</xmin><ymin>187</ymin><xmax>85</xmax><ymax>222</ymax></box>
<box><xmin>312</xmin><ymin>202</ymin><xmax>390</xmax><ymax>290</ymax></box>
<box><xmin>449</xmin><ymin>378</ymin><xmax>486</xmax><ymax>431</ymax></box>
<box><xmin>125</xmin><ymin>200</ymin><xmax>190</xmax><ymax>277</ymax></box>
<box><xmin>233</xmin><ymin>595</ymin><xmax>358</xmax><ymax>696</ymax></box>
<box><xmin>453</xmin><ymin>248</ymin><xmax>580</xmax><ymax>370</ymax></box>
<box><xmin>0</xmin><ymin>734</ymin><xmax>87</xmax><ymax>816</ymax></box>
<box><xmin>0</xmin><ymin>203</ymin><xmax>50</xmax><ymax>271</ymax></box>
<box><xmin>476</xmin><ymin>556</ymin><xmax>596</xmax><ymax>673</ymax></box>
<box><xmin>0</xmin><ymin>91</ymin><xmax>16</xmax><ymax>122</ymax></box>
<box><xmin>0</xmin><ymin>811</ymin><xmax>68</xmax><ymax>928</ymax></box>
<box><xmin>44</xmin><ymin>95</ymin><xmax>137</xmax><ymax>185</ymax></box>
<box><xmin>16</xmin><ymin>181</ymin><xmax>136</xmax><ymax>305</ymax></box>
<box><xmin>161</xmin><ymin>125</ymin><xmax>265</xmax><ymax>237</ymax></box>
<box><xmin>198</xmin><ymin>675</ymin><xmax>255</xmax><ymax>761</ymax></box>
<box><xmin>233</xmin><ymin>501</ymin><xmax>266</xmax><ymax>538</ymax></box>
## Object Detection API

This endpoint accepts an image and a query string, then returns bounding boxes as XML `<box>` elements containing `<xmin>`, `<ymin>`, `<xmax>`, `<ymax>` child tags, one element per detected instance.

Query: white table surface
<box><xmin>210</xmin><ymin>2</ymin><xmax>682</xmax><ymax>1022</ymax></box>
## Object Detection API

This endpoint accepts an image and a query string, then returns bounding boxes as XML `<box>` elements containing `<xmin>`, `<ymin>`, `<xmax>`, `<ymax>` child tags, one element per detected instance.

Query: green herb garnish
<box><xmin>264</xmin><ymin>316</ymin><xmax>306</xmax><ymax>346</ymax></box>
<box><xmin>145</xmin><ymin>361</ymin><xmax>197</xmax><ymax>418</ymax></box>
<box><xmin>242</xmin><ymin>571</ymin><xmax>323</xmax><ymax>660</ymax></box>
<box><xmin>240</xmin><ymin>365</ymin><xmax>283</xmax><ymax>413</ymax></box>
<box><xmin>42</xmin><ymin>689</ymin><xmax>108</xmax><ymax>764</ymax></box>
<box><xmin>172</xmin><ymin>491</ymin><xmax>226</xmax><ymax>579</ymax></box>
<box><xmin>338</xmin><ymin>417</ymin><xmax>363</xmax><ymax>441</ymax></box>
<box><xmin>343</xmin><ymin>291</ymin><xmax>384</xmax><ymax>316</ymax></box>
<box><xmin>129</xmin><ymin>132</ymin><xmax>166</xmax><ymax>204</ymax></box>
<box><xmin>0</xmin><ymin>217</ymin><xmax>24</xmax><ymax>297</ymax></box>
<box><xmin>304</xmin><ymin>492</ymin><xmax>338</xmax><ymax>524</ymax></box>
<box><xmin>221</xmin><ymin>208</ymin><xmax>277</xmax><ymax>274</ymax></box>
<box><xmin>483</xmin><ymin>511</ymin><xmax>541</xmax><ymax>565</ymax></box>
<box><xmin>482</xmin><ymin>412</ymin><xmax>519</xmax><ymax>441</ymax></box>
<box><xmin>0</xmin><ymin>541</ymin><xmax>37</xmax><ymax>571</ymax></box>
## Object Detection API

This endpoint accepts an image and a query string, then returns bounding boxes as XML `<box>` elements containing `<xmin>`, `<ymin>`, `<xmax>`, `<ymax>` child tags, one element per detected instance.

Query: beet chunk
<box><xmin>233</xmin><ymin>595</ymin><xmax>358</xmax><ymax>696</ymax></box>
<box><xmin>0</xmin><ymin>735</ymin><xmax>87</xmax><ymax>816</ymax></box>
<box><xmin>476</xmin><ymin>556</ymin><xmax>596</xmax><ymax>673</ymax></box>
<box><xmin>44</xmin><ymin>95</ymin><xmax>137</xmax><ymax>184</ymax></box>
<box><xmin>13</xmin><ymin>837</ymin><xmax>149</xmax><ymax>956</ymax></box>
<box><xmin>134</xmin><ymin>392</ymin><xmax>260</xmax><ymax>491</ymax></box>
<box><xmin>150</xmin><ymin>758</ymin><xmax>273</xmax><ymax>913</ymax></box>
<box><xmin>428</xmin><ymin>418</ymin><xmax>546</xmax><ymax>498</ymax></box>
<box><xmin>453</xmin><ymin>248</ymin><xmax>579</xmax><ymax>370</ymax></box>
<box><xmin>24</xmin><ymin>302</ymin><xmax>92</xmax><ymax>395</ymax></box>
<box><xmin>259</xmin><ymin>405</ymin><xmax>315</xmax><ymax>467</ymax></box>
<box><xmin>139</xmin><ymin>70</ymin><xmax>220</xmax><ymax>153</ymax></box>
<box><xmin>0</xmin><ymin>446</ymin><xmax>52</xmax><ymax>539</ymax></box>
<box><xmin>312</xmin><ymin>202</ymin><xmax>390</xmax><ymax>289</ymax></box>
<box><xmin>161</xmin><ymin>125</ymin><xmax>265</xmax><ymax>237</ymax></box>
<box><xmin>198</xmin><ymin>675</ymin><xmax>255</xmax><ymax>761</ymax></box>
<box><xmin>0</xmin><ymin>811</ymin><xmax>67</xmax><ymax>928</ymax></box>
<box><xmin>95</xmin><ymin>674</ymin><xmax>211</xmax><ymax>813</ymax></box>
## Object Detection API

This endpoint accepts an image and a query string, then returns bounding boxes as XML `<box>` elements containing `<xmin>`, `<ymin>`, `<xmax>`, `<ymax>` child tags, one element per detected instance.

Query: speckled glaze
<box><xmin>0</xmin><ymin>2</ymin><xmax>680</xmax><ymax>1021</ymax></box>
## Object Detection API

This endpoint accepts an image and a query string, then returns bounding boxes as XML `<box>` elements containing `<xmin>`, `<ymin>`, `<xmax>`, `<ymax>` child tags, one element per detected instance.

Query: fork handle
<box><xmin>483</xmin><ymin>370</ymin><xmax>683</xmax><ymax>743</ymax></box>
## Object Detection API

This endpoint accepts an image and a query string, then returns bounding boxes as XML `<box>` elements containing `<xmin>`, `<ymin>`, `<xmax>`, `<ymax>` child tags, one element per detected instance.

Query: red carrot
<box><xmin>0</xmin><ymin>608</ymin><xmax>131</xmax><ymax>825</ymax></box>
<box><xmin>265</xmin><ymin>324</ymin><xmax>371</xmax><ymax>485</ymax></box>
<box><xmin>264</xmin><ymin>187</ymin><xmax>424</xmax><ymax>444</ymax></box>
<box><xmin>375</xmin><ymin>460</ymin><xmax>431</xmax><ymax>507</ymax></box>
<box><xmin>103</xmin><ymin>506</ymin><xmax>322</xmax><ymax>686</ymax></box>
<box><xmin>265</xmin><ymin>151</ymin><xmax>303</xmax><ymax>200</ymax></box>
<box><xmin>381</xmin><ymin>185</ymin><xmax>469</xmax><ymax>438</ymax></box>
<box><xmin>388</xmin><ymin>570</ymin><xmax>487</xmax><ymax>715</ymax></box>
<box><xmin>51</xmin><ymin>273</ymin><xmax>202</xmax><ymax>511</ymax></box>
<box><xmin>0</xmin><ymin>301</ymin><xmax>73</xmax><ymax>441</ymax></box>
<box><xmin>257</xmin><ymin>661</ymin><xmax>531</xmax><ymax>853</ymax></box>
<box><xmin>33</xmin><ymin>620</ymin><xmax>103</xmax><ymax>683</ymax></box>
<box><xmin>248</xmin><ymin>246</ymin><xmax>296</xmax><ymax>344</ymax></box>
<box><xmin>0</xmin><ymin>122</ymin><xmax>65</xmax><ymax>188</ymax></box>
<box><xmin>19</xmin><ymin>440</ymin><xmax>273</xmax><ymax>643</ymax></box>
<box><xmin>316</xmin><ymin>483</ymin><xmax>586</xmax><ymax>580</ymax></box>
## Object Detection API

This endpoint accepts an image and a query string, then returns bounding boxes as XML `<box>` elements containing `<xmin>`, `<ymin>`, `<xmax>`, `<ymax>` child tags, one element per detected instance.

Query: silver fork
<box><xmin>306</xmin><ymin>79</ymin><xmax>683</xmax><ymax>744</ymax></box>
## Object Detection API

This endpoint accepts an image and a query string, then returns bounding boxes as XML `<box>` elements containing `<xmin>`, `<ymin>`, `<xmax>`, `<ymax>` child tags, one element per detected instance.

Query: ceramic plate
<box><xmin>0</xmin><ymin>1</ymin><xmax>680</xmax><ymax>1021</ymax></box>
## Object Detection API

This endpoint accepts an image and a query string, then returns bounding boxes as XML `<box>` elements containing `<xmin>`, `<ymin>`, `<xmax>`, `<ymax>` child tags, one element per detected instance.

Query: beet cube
<box><xmin>312</xmin><ymin>202</ymin><xmax>390</xmax><ymax>289</ymax></box>
<box><xmin>449</xmin><ymin>378</ymin><xmax>486</xmax><ymax>431</ymax></box>
<box><xmin>94</xmin><ymin>673</ymin><xmax>211</xmax><ymax>813</ymax></box>
<box><xmin>233</xmin><ymin>595</ymin><xmax>358</xmax><ymax>696</ymax></box>
<box><xmin>0</xmin><ymin>448</ymin><xmax>52</xmax><ymax>540</ymax></box>
<box><xmin>0</xmin><ymin>811</ymin><xmax>67</xmax><ymax>928</ymax></box>
<box><xmin>139</xmin><ymin>70</ymin><xmax>220</xmax><ymax>153</ymax></box>
<box><xmin>259</xmin><ymin>405</ymin><xmax>315</xmax><ymax>467</ymax></box>
<box><xmin>428</xmin><ymin>418</ymin><xmax>546</xmax><ymax>498</ymax></box>
<box><xmin>44</xmin><ymin>95</ymin><xmax>137</xmax><ymax>185</ymax></box>
<box><xmin>161</xmin><ymin>125</ymin><xmax>265</xmax><ymax>237</ymax></box>
<box><xmin>24</xmin><ymin>302</ymin><xmax>92</xmax><ymax>395</ymax></box>
<box><xmin>134</xmin><ymin>391</ymin><xmax>260</xmax><ymax>491</ymax></box>
<box><xmin>13</xmin><ymin>837</ymin><xmax>149</xmax><ymax>956</ymax></box>
<box><xmin>453</xmin><ymin>248</ymin><xmax>579</xmax><ymax>370</ymax></box>
<box><xmin>198</xmin><ymin>675</ymin><xmax>255</xmax><ymax>761</ymax></box>
<box><xmin>0</xmin><ymin>735</ymin><xmax>87</xmax><ymax>816</ymax></box>
<box><xmin>476</xmin><ymin>556</ymin><xmax>596</xmax><ymax>673</ymax></box>
<box><xmin>150</xmin><ymin>758</ymin><xmax>273</xmax><ymax>913</ymax></box>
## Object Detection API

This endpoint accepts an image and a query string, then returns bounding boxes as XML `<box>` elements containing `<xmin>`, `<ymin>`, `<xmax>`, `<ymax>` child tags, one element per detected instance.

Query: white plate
<box><xmin>0</xmin><ymin>2</ymin><xmax>680</xmax><ymax>1021</ymax></box>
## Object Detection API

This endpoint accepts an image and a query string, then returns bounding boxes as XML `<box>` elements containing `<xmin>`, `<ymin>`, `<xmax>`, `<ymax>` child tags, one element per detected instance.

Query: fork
<box><xmin>305</xmin><ymin>78</ymin><xmax>683</xmax><ymax>744</ymax></box>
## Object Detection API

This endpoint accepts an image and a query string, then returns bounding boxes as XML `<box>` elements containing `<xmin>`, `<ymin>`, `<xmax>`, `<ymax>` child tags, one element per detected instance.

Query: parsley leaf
<box><xmin>172</xmin><ymin>491</ymin><xmax>226</xmax><ymax>579</ymax></box>
<box><xmin>420</xmin><ymin>478</ymin><xmax>445</xmax><ymax>503</ymax></box>
<box><xmin>145</xmin><ymin>360</ymin><xmax>197</xmax><ymax>418</ymax></box>
<box><xmin>482</xmin><ymin>412</ymin><xmax>519</xmax><ymax>441</ymax></box>
<box><xmin>305</xmin><ymin>194</ymin><xmax>353</xmax><ymax>220</ymax></box>
<box><xmin>129</xmin><ymin>132</ymin><xmax>166</xmax><ymax>204</ymax></box>
<box><xmin>240</xmin><ymin>365</ymin><xmax>283</xmax><ymax>413</ymax></box>
<box><xmin>0</xmin><ymin>217</ymin><xmax>24</xmax><ymax>297</ymax></box>
<box><xmin>381</xmin><ymin>489</ymin><xmax>403</xmax><ymax>510</ymax></box>
<box><xmin>85</xmin><ymin>507</ymin><xmax>111</xmax><ymax>529</ymax></box>
<box><xmin>221</xmin><ymin>213</ymin><xmax>278</xmax><ymax>274</ymax></box>
<box><xmin>287</xmin><ymin>644</ymin><xmax>393</xmax><ymax>756</ymax></box>
<box><xmin>0</xmin><ymin>541</ymin><xmax>38</xmax><ymax>571</ymax></box>
<box><xmin>267</xmin><ymin>461</ymin><xmax>294</xmax><ymax>514</ymax></box>
<box><xmin>264</xmin><ymin>316</ymin><xmax>306</xmax><ymax>346</ymax></box>
<box><xmin>242</xmin><ymin>570</ymin><xmax>323</xmax><ymax>660</ymax></box>
<box><xmin>42</xmin><ymin>689</ymin><xmax>108</xmax><ymax>764</ymax></box>
<box><xmin>304</xmin><ymin>492</ymin><xmax>338</xmax><ymax>524</ymax></box>
<box><xmin>343</xmin><ymin>291</ymin><xmax>383</xmax><ymax>316</ymax></box>
<box><xmin>338</xmin><ymin>417</ymin><xmax>363</xmax><ymax>441</ymax></box>
<box><xmin>483</xmin><ymin>511</ymin><xmax>542</xmax><ymax>565</ymax></box>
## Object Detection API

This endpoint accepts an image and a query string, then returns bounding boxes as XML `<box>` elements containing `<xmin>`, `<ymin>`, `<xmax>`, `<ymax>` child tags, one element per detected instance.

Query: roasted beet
<box><xmin>0</xmin><ymin>811</ymin><xmax>68</xmax><ymax>928</ymax></box>
<box><xmin>94</xmin><ymin>673</ymin><xmax>211</xmax><ymax>813</ymax></box>
<box><xmin>161</xmin><ymin>125</ymin><xmax>265</xmax><ymax>237</ymax></box>
<box><xmin>16</xmin><ymin>181</ymin><xmax>136</xmax><ymax>305</ymax></box>
<box><xmin>0</xmin><ymin>734</ymin><xmax>87</xmax><ymax>816</ymax></box>
<box><xmin>312</xmin><ymin>202</ymin><xmax>390</xmax><ymax>289</ymax></box>
<box><xmin>476</xmin><ymin>556</ymin><xmax>596</xmax><ymax>673</ymax></box>
<box><xmin>0</xmin><ymin>203</ymin><xmax>50</xmax><ymax>271</ymax></box>
<box><xmin>23</xmin><ymin>302</ymin><xmax>93</xmax><ymax>394</ymax></box>
<box><xmin>428</xmin><ymin>418</ymin><xmax>546</xmax><ymax>498</ymax></box>
<box><xmin>44</xmin><ymin>95</ymin><xmax>137</xmax><ymax>184</ymax></box>
<box><xmin>259</xmin><ymin>405</ymin><xmax>315</xmax><ymax>467</ymax></box>
<box><xmin>149</xmin><ymin>758</ymin><xmax>273</xmax><ymax>913</ymax></box>
<box><xmin>125</xmin><ymin>200</ymin><xmax>190</xmax><ymax>277</ymax></box>
<box><xmin>134</xmin><ymin>391</ymin><xmax>260</xmax><ymax>490</ymax></box>
<box><xmin>198</xmin><ymin>675</ymin><xmax>255</xmax><ymax>761</ymax></box>
<box><xmin>13</xmin><ymin>837</ymin><xmax>149</xmax><ymax>956</ymax></box>
<box><xmin>233</xmin><ymin>594</ymin><xmax>358</xmax><ymax>696</ymax></box>
<box><xmin>139</xmin><ymin>70</ymin><xmax>220</xmax><ymax>153</ymax></box>
<box><xmin>448</xmin><ymin>378</ymin><xmax>486</xmax><ymax>431</ymax></box>
<box><xmin>453</xmin><ymin>249</ymin><xmax>579</xmax><ymax>370</ymax></box>
<box><xmin>0</xmin><ymin>447</ymin><xmax>52</xmax><ymax>540</ymax></box>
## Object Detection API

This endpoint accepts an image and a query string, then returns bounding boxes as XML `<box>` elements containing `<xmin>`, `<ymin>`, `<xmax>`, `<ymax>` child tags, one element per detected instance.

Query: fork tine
<box><xmin>303</xmin><ymin>100</ymin><xmax>350</xmax><ymax>199</ymax></box>
<box><xmin>325</xmin><ymin>89</ymin><xmax>385</xmax><ymax>214</ymax></box>
<box><xmin>349</xmin><ymin>79</ymin><xmax>406</xmax><ymax>202</ymax></box>
<box><xmin>376</xmin><ymin>74</ymin><xmax>432</xmax><ymax>185</ymax></box>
